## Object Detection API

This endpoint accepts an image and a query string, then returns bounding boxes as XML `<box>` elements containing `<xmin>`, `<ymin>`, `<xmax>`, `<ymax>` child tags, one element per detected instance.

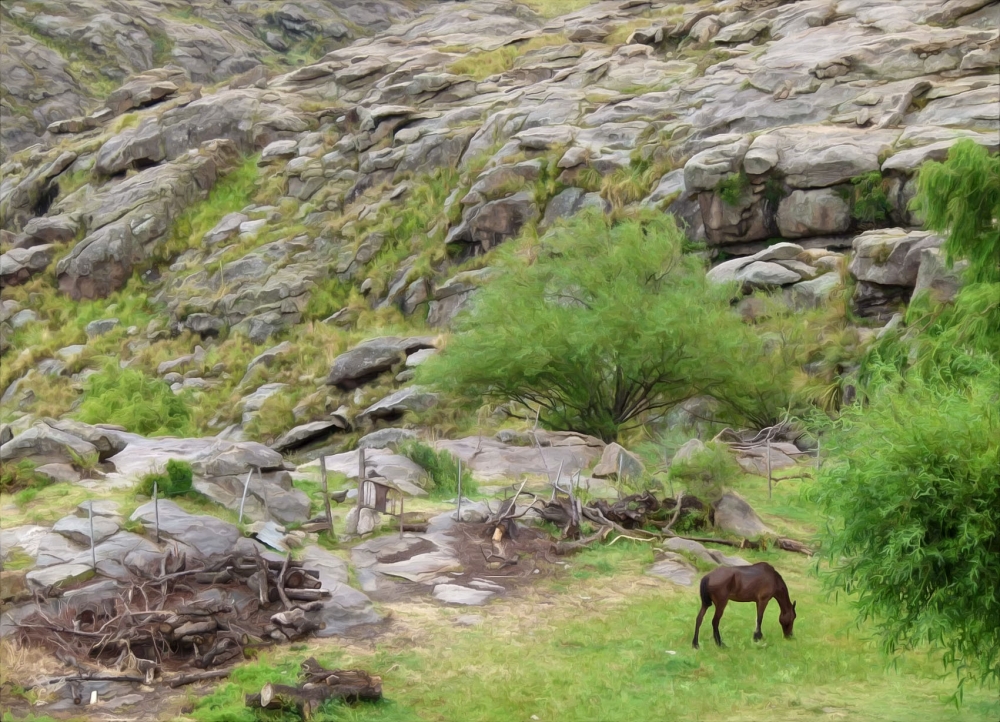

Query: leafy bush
<box><xmin>813</xmin><ymin>372</ymin><xmax>999</xmax><ymax>687</ymax></box>
<box><xmin>850</xmin><ymin>171</ymin><xmax>891</xmax><ymax>224</ymax></box>
<box><xmin>913</xmin><ymin>140</ymin><xmax>1000</xmax><ymax>283</ymax></box>
<box><xmin>419</xmin><ymin>210</ymin><xmax>764</xmax><ymax>440</ymax></box>
<box><xmin>668</xmin><ymin>442</ymin><xmax>741</xmax><ymax>503</ymax></box>
<box><xmin>717</xmin><ymin>171</ymin><xmax>750</xmax><ymax>206</ymax></box>
<box><xmin>400</xmin><ymin>441</ymin><xmax>475</xmax><ymax>498</ymax></box>
<box><xmin>135</xmin><ymin>459</ymin><xmax>195</xmax><ymax>498</ymax></box>
<box><xmin>76</xmin><ymin>364</ymin><xmax>194</xmax><ymax>437</ymax></box>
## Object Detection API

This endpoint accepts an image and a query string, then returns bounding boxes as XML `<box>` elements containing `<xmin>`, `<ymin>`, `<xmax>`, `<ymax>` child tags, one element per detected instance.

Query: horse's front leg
<box><xmin>712</xmin><ymin>599</ymin><xmax>728</xmax><ymax>647</ymax></box>
<box><xmin>754</xmin><ymin>599</ymin><xmax>768</xmax><ymax>642</ymax></box>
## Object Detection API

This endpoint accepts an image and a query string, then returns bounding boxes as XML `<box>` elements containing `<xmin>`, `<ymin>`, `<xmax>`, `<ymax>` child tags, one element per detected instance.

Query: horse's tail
<box><xmin>699</xmin><ymin>574</ymin><xmax>713</xmax><ymax>608</ymax></box>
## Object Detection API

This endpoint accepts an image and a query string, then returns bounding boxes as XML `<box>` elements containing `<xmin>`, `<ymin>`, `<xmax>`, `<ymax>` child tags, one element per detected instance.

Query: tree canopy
<box><xmin>419</xmin><ymin>210</ymin><xmax>757</xmax><ymax>441</ymax></box>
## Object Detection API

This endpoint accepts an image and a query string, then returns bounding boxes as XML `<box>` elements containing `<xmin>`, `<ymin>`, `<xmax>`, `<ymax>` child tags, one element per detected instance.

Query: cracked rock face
<box><xmin>0</xmin><ymin>0</ymin><xmax>997</xmax><ymax>449</ymax></box>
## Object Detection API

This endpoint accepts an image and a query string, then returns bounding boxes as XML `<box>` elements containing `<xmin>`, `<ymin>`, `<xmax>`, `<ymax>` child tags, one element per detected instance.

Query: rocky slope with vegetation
<box><xmin>0</xmin><ymin>0</ymin><xmax>998</xmax><ymax>719</ymax></box>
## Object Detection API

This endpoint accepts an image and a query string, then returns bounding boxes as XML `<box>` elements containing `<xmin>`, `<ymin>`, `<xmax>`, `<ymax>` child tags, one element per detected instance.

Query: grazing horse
<box><xmin>692</xmin><ymin>562</ymin><xmax>797</xmax><ymax>649</ymax></box>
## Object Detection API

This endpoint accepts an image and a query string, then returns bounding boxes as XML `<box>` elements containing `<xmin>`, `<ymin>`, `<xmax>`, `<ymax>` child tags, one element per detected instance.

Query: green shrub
<box><xmin>135</xmin><ymin>459</ymin><xmax>194</xmax><ymax>498</ymax></box>
<box><xmin>912</xmin><ymin>139</ymin><xmax>1000</xmax><ymax>283</ymax></box>
<box><xmin>850</xmin><ymin>171</ymin><xmax>891</xmax><ymax>224</ymax></box>
<box><xmin>813</xmin><ymin>371</ymin><xmax>999</xmax><ymax>688</ymax></box>
<box><xmin>668</xmin><ymin>442</ymin><xmax>741</xmax><ymax>503</ymax></box>
<box><xmin>400</xmin><ymin>440</ymin><xmax>475</xmax><ymax>498</ymax></box>
<box><xmin>76</xmin><ymin>364</ymin><xmax>195</xmax><ymax>437</ymax></box>
<box><xmin>717</xmin><ymin>171</ymin><xmax>750</xmax><ymax>206</ymax></box>
<box><xmin>1</xmin><ymin>459</ymin><xmax>49</xmax><ymax>495</ymax></box>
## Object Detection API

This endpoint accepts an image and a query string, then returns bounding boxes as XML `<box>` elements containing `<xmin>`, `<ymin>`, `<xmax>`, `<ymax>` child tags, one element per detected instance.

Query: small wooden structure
<box><xmin>358</xmin><ymin>477</ymin><xmax>406</xmax><ymax>537</ymax></box>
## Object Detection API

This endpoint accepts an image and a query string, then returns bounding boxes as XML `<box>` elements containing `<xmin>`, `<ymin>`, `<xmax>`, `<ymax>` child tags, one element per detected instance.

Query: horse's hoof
<box><xmin>753</xmin><ymin>634</ymin><xmax>763</xmax><ymax>642</ymax></box>
<box><xmin>692</xmin><ymin>643</ymin><xmax>700</xmax><ymax>650</ymax></box>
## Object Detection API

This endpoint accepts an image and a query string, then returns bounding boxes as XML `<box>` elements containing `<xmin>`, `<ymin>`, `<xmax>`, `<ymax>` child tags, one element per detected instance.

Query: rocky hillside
<box><xmin>1</xmin><ymin>0</ymin><xmax>998</xmax><ymax>448</ymax></box>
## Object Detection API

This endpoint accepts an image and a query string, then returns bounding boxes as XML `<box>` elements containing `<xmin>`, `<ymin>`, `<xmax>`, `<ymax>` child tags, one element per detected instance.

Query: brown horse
<box><xmin>692</xmin><ymin>562</ymin><xmax>796</xmax><ymax>649</ymax></box>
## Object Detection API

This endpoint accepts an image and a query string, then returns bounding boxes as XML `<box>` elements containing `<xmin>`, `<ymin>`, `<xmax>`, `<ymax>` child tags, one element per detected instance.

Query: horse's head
<box><xmin>780</xmin><ymin>600</ymin><xmax>797</xmax><ymax>638</ymax></box>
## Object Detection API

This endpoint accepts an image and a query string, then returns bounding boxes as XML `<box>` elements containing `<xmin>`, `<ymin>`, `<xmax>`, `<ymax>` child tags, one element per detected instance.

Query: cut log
<box><xmin>246</xmin><ymin>660</ymin><xmax>381</xmax><ymax>719</ymax></box>
<box><xmin>169</xmin><ymin>668</ymin><xmax>234</xmax><ymax>688</ymax></box>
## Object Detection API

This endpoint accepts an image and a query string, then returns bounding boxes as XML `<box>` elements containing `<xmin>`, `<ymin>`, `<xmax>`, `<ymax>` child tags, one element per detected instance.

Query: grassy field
<box><xmin>186</xmin><ymin>472</ymin><xmax>999</xmax><ymax>722</ymax></box>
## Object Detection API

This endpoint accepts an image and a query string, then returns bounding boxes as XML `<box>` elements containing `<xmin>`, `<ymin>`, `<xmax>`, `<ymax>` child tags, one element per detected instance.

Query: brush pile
<box><xmin>13</xmin><ymin>548</ymin><xmax>336</xmax><ymax>682</ymax></box>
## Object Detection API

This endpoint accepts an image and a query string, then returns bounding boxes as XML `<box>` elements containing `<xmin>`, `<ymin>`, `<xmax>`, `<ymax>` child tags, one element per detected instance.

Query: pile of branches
<box><xmin>481</xmin><ymin>482</ymin><xmax>812</xmax><ymax>558</ymax></box>
<box><xmin>14</xmin><ymin>549</ymin><xmax>335</xmax><ymax>687</ymax></box>
<box><xmin>246</xmin><ymin>657</ymin><xmax>381</xmax><ymax>720</ymax></box>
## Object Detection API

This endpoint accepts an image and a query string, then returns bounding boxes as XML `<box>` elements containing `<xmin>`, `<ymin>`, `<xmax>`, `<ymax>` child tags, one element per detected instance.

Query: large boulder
<box><xmin>446</xmin><ymin>192</ymin><xmax>539</xmax><ymax>252</ymax></box>
<box><xmin>591</xmin><ymin>443</ymin><xmax>645</xmax><ymax>480</ymax></box>
<box><xmin>299</xmin><ymin>545</ymin><xmax>382</xmax><ymax>635</ymax></box>
<box><xmin>776</xmin><ymin>189</ymin><xmax>851</xmax><ymax>238</ymax></box>
<box><xmin>912</xmin><ymin>247</ymin><xmax>967</xmax><ymax>304</ymax></box>
<box><xmin>711</xmin><ymin>492</ymin><xmax>773</xmax><ymax>538</ymax></box>
<box><xmin>326</xmin><ymin>337</ymin><xmax>435</xmax><ymax>389</ymax></box>
<box><xmin>131</xmin><ymin>500</ymin><xmax>241</xmax><ymax>559</ymax></box>
<box><xmin>848</xmin><ymin>228</ymin><xmax>945</xmax><ymax>287</ymax></box>
<box><xmin>0</xmin><ymin>423</ymin><xmax>99</xmax><ymax>466</ymax></box>
<box><xmin>46</xmin><ymin>419</ymin><xmax>128</xmax><ymax>460</ymax></box>
<box><xmin>357</xmin><ymin>386</ymin><xmax>439</xmax><ymax>425</ymax></box>
<box><xmin>0</xmin><ymin>244</ymin><xmax>55</xmax><ymax>286</ymax></box>
<box><xmin>435</xmin><ymin>434</ymin><xmax>604</xmax><ymax>482</ymax></box>
<box><xmin>305</xmin><ymin>448</ymin><xmax>430</xmax><ymax>491</ymax></box>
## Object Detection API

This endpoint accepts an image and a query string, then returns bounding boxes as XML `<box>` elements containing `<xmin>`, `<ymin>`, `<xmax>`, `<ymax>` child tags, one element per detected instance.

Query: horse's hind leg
<box><xmin>712</xmin><ymin>599</ymin><xmax>728</xmax><ymax>647</ymax></box>
<box><xmin>754</xmin><ymin>599</ymin><xmax>768</xmax><ymax>642</ymax></box>
<box><xmin>692</xmin><ymin>605</ymin><xmax>709</xmax><ymax>649</ymax></box>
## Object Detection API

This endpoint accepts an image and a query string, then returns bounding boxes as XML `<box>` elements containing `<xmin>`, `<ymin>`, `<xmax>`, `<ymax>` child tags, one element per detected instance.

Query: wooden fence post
<box><xmin>320</xmin><ymin>455</ymin><xmax>333</xmax><ymax>534</ymax></box>
<box><xmin>88</xmin><ymin>500</ymin><xmax>97</xmax><ymax>571</ymax></box>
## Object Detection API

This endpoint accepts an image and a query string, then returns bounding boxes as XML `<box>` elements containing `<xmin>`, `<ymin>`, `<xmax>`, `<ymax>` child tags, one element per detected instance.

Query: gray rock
<box><xmin>433</xmin><ymin>584</ymin><xmax>494</xmax><ymax>606</ymax></box>
<box><xmin>48</xmin><ymin>419</ymin><xmax>128</xmax><ymax>460</ymax></box>
<box><xmin>241</xmin><ymin>341</ymin><xmax>294</xmax><ymax>385</ymax></box>
<box><xmin>0</xmin><ymin>244</ymin><xmax>55</xmax><ymax>286</ymax></box>
<box><xmin>357</xmin><ymin>386</ymin><xmax>439</xmax><ymax>424</ymax></box>
<box><xmin>357</xmin><ymin>428</ymin><xmax>419</xmax><ymax>450</ymax></box>
<box><xmin>131</xmin><ymin>500</ymin><xmax>240</xmax><ymax>559</ymax></box>
<box><xmin>307</xmin><ymin>448</ymin><xmax>429</xmax><ymax>491</ymax></box>
<box><xmin>299</xmin><ymin>545</ymin><xmax>382</xmax><ymax>635</ymax></box>
<box><xmin>672</xmin><ymin>439</ymin><xmax>707</xmax><ymax>464</ymax></box>
<box><xmin>592</xmin><ymin>443</ymin><xmax>645</xmax><ymax>480</ymax></box>
<box><xmin>776</xmin><ymin>189</ymin><xmax>851</xmax><ymax>238</ymax></box>
<box><xmin>52</xmin><ymin>515</ymin><xmax>120</xmax><ymax>546</ymax></box>
<box><xmin>647</xmin><ymin>553</ymin><xmax>698</xmax><ymax>586</ymax></box>
<box><xmin>344</xmin><ymin>506</ymin><xmax>382</xmax><ymax>536</ymax></box>
<box><xmin>435</xmin><ymin>434</ymin><xmax>603</xmax><ymax>482</ymax></box>
<box><xmin>0</xmin><ymin>423</ymin><xmax>99</xmax><ymax>466</ymax></box>
<box><xmin>327</xmin><ymin>336</ymin><xmax>435</xmax><ymax>389</ymax></box>
<box><xmin>0</xmin><ymin>525</ymin><xmax>48</xmax><ymax>561</ymax></box>
<box><xmin>735</xmin><ymin>261</ymin><xmax>801</xmax><ymax>288</ymax></box>
<box><xmin>789</xmin><ymin>273</ymin><xmax>841</xmax><ymax>309</ymax></box>
<box><xmin>712</xmin><ymin>492</ymin><xmax>773</xmax><ymax>538</ymax></box>
<box><xmin>203</xmin><ymin>212</ymin><xmax>249</xmax><ymax>246</ymax></box>
<box><xmin>913</xmin><ymin>247</ymin><xmax>967</xmax><ymax>303</ymax></box>
<box><xmin>26</xmin><ymin>563</ymin><xmax>95</xmax><ymax>590</ymax></box>
<box><xmin>849</xmin><ymin>228</ymin><xmax>944</xmax><ymax>287</ymax></box>
<box><xmin>271</xmin><ymin>419</ymin><xmax>347</xmax><ymax>452</ymax></box>
<box><xmin>663</xmin><ymin>537</ymin><xmax>749</xmax><ymax>567</ymax></box>
<box><xmin>84</xmin><ymin>318</ymin><xmax>120</xmax><ymax>338</ymax></box>
<box><xmin>33</xmin><ymin>463</ymin><xmax>81</xmax><ymax>484</ymax></box>
<box><xmin>684</xmin><ymin>135</ymin><xmax>750</xmax><ymax>192</ymax></box>
<box><xmin>446</xmin><ymin>192</ymin><xmax>539</xmax><ymax>252</ymax></box>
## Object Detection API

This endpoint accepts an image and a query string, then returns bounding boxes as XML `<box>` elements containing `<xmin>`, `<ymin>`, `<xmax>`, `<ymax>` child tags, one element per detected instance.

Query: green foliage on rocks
<box><xmin>667</xmin><ymin>441</ymin><xmax>741</xmax><ymax>503</ymax></box>
<box><xmin>400</xmin><ymin>440</ymin><xmax>474</xmax><ymax>498</ymax></box>
<box><xmin>136</xmin><ymin>459</ymin><xmax>195</xmax><ymax>498</ymax></box>
<box><xmin>419</xmin><ymin>210</ymin><xmax>768</xmax><ymax>441</ymax></box>
<box><xmin>913</xmin><ymin>140</ymin><xmax>1000</xmax><ymax>283</ymax></box>
<box><xmin>76</xmin><ymin>364</ymin><xmax>194</xmax><ymax>437</ymax></box>
<box><xmin>717</xmin><ymin>170</ymin><xmax>750</xmax><ymax>206</ymax></box>
<box><xmin>849</xmin><ymin>171</ymin><xmax>891</xmax><ymax>224</ymax></box>
<box><xmin>156</xmin><ymin>155</ymin><xmax>259</xmax><ymax>264</ymax></box>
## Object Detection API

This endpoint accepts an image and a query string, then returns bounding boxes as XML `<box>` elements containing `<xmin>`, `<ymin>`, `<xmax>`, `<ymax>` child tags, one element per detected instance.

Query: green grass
<box><xmin>520</xmin><ymin>0</ymin><xmax>594</xmax><ymax>18</ymax></box>
<box><xmin>186</xmin><ymin>466</ymin><xmax>998</xmax><ymax>722</ymax></box>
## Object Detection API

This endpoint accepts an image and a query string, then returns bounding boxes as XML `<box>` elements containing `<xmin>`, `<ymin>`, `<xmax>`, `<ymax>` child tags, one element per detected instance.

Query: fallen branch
<box><xmin>245</xmin><ymin>659</ymin><xmax>381</xmax><ymax>719</ymax></box>
<box><xmin>168</xmin><ymin>668</ymin><xmax>234</xmax><ymax>688</ymax></box>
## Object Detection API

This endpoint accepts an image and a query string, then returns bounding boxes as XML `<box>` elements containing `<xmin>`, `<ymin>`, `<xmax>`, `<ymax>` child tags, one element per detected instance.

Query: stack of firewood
<box><xmin>246</xmin><ymin>657</ymin><xmax>382</xmax><ymax>720</ymax></box>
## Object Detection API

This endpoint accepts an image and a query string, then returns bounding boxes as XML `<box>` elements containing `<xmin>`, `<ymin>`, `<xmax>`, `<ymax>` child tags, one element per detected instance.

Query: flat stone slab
<box><xmin>0</xmin><ymin>525</ymin><xmax>48</xmax><ymax>561</ymax></box>
<box><xmin>375</xmin><ymin>550</ymin><xmax>462</xmax><ymax>583</ymax></box>
<box><xmin>52</xmin><ymin>514</ymin><xmax>120</xmax><ymax>546</ymax></box>
<box><xmin>131</xmin><ymin>500</ymin><xmax>240</xmax><ymax>559</ymax></box>
<box><xmin>26</xmin><ymin>563</ymin><xmax>95</xmax><ymax>590</ymax></box>
<box><xmin>663</xmin><ymin>537</ymin><xmax>749</xmax><ymax>568</ymax></box>
<box><xmin>433</xmin><ymin>584</ymin><xmax>494</xmax><ymax>605</ymax></box>
<box><xmin>647</xmin><ymin>553</ymin><xmax>698</xmax><ymax>586</ymax></box>
<box><xmin>303</xmin><ymin>448</ymin><xmax>429</xmax><ymax>493</ymax></box>
<box><xmin>434</xmin><ymin>436</ymin><xmax>603</xmax><ymax>481</ymax></box>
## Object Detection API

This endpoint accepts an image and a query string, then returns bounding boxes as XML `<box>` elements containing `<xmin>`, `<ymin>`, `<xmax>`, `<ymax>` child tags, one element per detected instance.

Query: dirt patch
<box><xmin>376</xmin><ymin>538</ymin><xmax>437</xmax><ymax>564</ymax></box>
